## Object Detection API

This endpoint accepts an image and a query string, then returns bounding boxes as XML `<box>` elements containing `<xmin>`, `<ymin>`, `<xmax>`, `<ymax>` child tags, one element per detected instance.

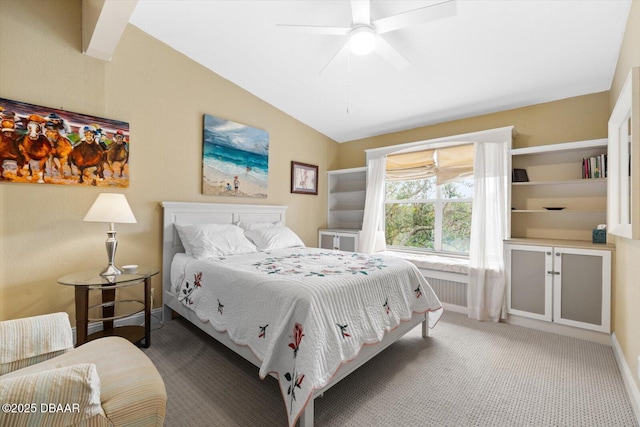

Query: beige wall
<box><xmin>336</xmin><ymin>91</ymin><xmax>609</xmax><ymax>169</ymax></box>
<box><xmin>0</xmin><ymin>0</ymin><xmax>338</xmax><ymax>322</ymax></box>
<box><xmin>608</xmin><ymin>0</ymin><xmax>640</xmax><ymax>393</ymax></box>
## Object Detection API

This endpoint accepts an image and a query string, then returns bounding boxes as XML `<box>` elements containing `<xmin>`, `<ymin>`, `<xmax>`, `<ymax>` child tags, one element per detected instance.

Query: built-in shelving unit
<box><xmin>506</xmin><ymin>139</ymin><xmax>612</xmax><ymax>339</ymax></box>
<box><xmin>326</xmin><ymin>167</ymin><xmax>367</xmax><ymax>230</ymax></box>
<box><xmin>319</xmin><ymin>167</ymin><xmax>367</xmax><ymax>251</ymax></box>
<box><xmin>509</xmin><ymin>138</ymin><xmax>608</xmax><ymax>241</ymax></box>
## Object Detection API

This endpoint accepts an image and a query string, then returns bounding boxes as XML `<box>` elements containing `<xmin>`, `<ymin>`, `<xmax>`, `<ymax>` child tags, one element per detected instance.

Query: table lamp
<box><xmin>83</xmin><ymin>193</ymin><xmax>137</xmax><ymax>276</ymax></box>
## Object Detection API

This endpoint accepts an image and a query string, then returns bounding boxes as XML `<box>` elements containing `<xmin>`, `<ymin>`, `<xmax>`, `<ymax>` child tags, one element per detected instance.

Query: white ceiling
<box><xmin>129</xmin><ymin>0</ymin><xmax>631</xmax><ymax>143</ymax></box>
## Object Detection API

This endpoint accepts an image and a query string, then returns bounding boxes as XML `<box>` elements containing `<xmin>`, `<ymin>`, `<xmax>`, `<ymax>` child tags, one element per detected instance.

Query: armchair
<box><xmin>0</xmin><ymin>313</ymin><xmax>166</xmax><ymax>426</ymax></box>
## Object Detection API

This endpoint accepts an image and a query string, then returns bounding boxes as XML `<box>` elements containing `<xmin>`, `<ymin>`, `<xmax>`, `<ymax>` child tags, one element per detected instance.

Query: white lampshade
<box><xmin>83</xmin><ymin>193</ymin><xmax>137</xmax><ymax>224</ymax></box>
<box><xmin>350</xmin><ymin>26</ymin><xmax>376</xmax><ymax>56</ymax></box>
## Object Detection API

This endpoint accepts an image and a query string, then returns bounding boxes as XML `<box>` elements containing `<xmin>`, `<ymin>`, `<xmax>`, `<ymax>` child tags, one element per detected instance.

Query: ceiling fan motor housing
<box><xmin>349</xmin><ymin>25</ymin><xmax>376</xmax><ymax>55</ymax></box>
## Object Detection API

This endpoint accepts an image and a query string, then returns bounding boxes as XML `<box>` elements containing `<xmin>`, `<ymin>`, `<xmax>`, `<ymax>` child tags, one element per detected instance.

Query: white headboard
<box><xmin>160</xmin><ymin>201</ymin><xmax>288</xmax><ymax>293</ymax></box>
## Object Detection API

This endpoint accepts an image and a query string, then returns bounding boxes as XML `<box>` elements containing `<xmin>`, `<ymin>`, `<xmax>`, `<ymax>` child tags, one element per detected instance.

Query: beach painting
<box><xmin>202</xmin><ymin>114</ymin><xmax>269</xmax><ymax>198</ymax></box>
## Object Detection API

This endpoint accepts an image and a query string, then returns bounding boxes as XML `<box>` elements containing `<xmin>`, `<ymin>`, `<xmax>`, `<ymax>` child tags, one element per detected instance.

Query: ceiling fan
<box><xmin>277</xmin><ymin>0</ymin><xmax>457</xmax><ymax>73</ymax></box>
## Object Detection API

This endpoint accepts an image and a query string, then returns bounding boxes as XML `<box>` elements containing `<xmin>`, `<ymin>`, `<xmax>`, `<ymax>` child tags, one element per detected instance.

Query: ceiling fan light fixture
<box><xmin>349</xmin><ymin>26</ymin><xmax>376</xmax><ymax>55</ymax></box>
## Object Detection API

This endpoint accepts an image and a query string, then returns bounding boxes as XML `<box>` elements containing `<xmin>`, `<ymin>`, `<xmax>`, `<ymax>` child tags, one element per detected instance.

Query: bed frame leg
<box><xmin>162</xmin><ymin>304</ymin><xmax>173</xmax><ymax>324</ymax></box>
<box><xmin>422</xmin><ymin>314</ymin><xmax>429</xmax><ymax>338</ymax></box>
<box><xmin>298</xmin><ymin>399</ymin><xmax>314</xmax><ymax>427</ymax></box>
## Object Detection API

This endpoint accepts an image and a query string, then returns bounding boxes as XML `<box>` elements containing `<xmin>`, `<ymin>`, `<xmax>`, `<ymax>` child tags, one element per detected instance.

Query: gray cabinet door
<box><xmin>507</xmin><ymin>244</ymin><xmax>553</xmax><ymax>321</ymax></box>
<box><xmin>319</xmin><ymin>232</ymin><xmax>336</xmax><ymax>249</ymax></box>
<box><xmin>337</xmin><ymin>233</ymin><xmax>357</xmax><ymax>252</ymax></box>
<box><xmin>553</xmin><ymin>247</ymin><xmax>611</xmax><ymax>332</ymax></box>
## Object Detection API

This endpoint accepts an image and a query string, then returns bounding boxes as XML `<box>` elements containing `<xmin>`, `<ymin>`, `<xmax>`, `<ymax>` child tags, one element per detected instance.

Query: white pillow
<box><xmin>174</xmin><ymin>223</ymin><xmax>195</xmax><ymax>255</ymax></box>
<box><xmin>236</xmin><ymin>221</ymin><xmax>279</xmax><ymax>231</ymax></box>
<box><xmin>175</xmin><ymin>223</ymin><xmax>257</xmax><ymax>259</ymax></box>
<box><xmin>244</xmin><ymin>226</ymin><xmax>305</xmax><ymax>251</ymax></box>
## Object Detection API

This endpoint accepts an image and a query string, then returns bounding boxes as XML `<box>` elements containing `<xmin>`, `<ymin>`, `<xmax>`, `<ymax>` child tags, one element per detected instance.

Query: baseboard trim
<box><xmin>503</xmin><ymin>314</ymin><xmax>611</xmax><ymax>345</ymax></box>
<box><xmin>442</xmin><ymin>302</ymin><xmax>467</xmax><ymax>314</ymax></box>
<box><xmin>612</xmin><ymin>332</ymin><xmax>640</xmax><ymax>424</ymax></box>
<box><xmin>71</xmin><ymin>308</ymin><xmax>164</xmax><ymax>344</ymax></box>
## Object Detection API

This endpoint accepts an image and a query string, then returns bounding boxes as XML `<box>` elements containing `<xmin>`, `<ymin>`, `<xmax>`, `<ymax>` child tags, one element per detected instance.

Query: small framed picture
<box><xmin>291</xmin><ymin>161</ymin><xmax>318</xmax><ymax>195</ymax></box>
<box><xmin>512</xmin><ymin>168</ymin><xmax>529</xmax><ymax>182</ymax></box>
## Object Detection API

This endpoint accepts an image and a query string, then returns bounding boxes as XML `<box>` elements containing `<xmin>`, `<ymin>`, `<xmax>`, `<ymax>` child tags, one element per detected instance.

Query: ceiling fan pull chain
<box><xmin>346</xmin><ymin>51</ymin><xmax>351</xmax><ymax>114</ymax></box>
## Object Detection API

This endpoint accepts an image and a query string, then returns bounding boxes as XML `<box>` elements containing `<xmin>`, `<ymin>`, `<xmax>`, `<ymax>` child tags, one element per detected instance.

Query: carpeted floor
<box><xmin>143</xmin><ymin>311</ymin><xmax>638</xmax><ymax>426</ymax></box>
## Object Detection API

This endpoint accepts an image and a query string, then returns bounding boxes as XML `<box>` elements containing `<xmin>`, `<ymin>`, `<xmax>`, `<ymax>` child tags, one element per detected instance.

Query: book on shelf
<box><xmin>582</xmin><ymin>154</ymin><xmax>607</xmax><ymax>179</ymax></box>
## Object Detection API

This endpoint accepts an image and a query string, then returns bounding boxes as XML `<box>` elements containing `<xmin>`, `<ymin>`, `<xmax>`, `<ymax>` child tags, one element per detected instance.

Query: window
<box><xmin>385</xmin><ymin>176</ymin><xmax>473</xmax><ymax>254</ymax></box>
<box><xmin>383</xmin><ymin>144</ymin><xmax>474</xmax><ymax>255</ymax></box>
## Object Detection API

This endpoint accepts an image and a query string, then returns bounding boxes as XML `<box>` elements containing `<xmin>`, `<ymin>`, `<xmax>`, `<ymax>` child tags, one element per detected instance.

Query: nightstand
<box><xmin>58</xmin><ymin>266</ymin><xmax>159</xmax><ymax>348</ymax></box>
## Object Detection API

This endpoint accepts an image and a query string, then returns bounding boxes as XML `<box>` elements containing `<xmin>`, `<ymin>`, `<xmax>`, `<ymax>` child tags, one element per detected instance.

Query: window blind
<box><xmin>386</xmin><ymin>143</ymin><xmax>474</xmax><ymax>185</ymax></box>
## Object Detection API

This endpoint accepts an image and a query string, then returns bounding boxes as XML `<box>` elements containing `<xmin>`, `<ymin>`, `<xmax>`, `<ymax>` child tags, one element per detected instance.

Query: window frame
<box><xmin>385</xmin><ymin>176</ymin><xmax>473</xmax><ymax>256</ymax></box>
<box><xmin>364</xmin><ymin>125</ymin><xmax>515</xmax><ymax>256</ymax></box>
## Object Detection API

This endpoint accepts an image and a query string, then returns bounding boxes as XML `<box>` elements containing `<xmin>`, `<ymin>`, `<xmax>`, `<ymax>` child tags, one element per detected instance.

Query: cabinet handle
<box><xmin>546</xmin><ymin>252</ymin><xmax>551</xmax><ymax>255</ymax></box>
<box><xmin>555</xmin><ymin>252</ymin><xmax>560</xmax><ymax>256</ymax></box>
<box><xmin>547</xmin><ymin>270</ymin><xmax>560</xmax><ymax>275</ymax></box>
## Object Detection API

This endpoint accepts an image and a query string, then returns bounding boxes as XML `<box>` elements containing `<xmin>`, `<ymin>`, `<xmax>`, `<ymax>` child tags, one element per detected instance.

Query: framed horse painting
<box><xmin>0</xmin><ymin>97</ymin><xmax>130</xmax><ymax>187</ymax></box>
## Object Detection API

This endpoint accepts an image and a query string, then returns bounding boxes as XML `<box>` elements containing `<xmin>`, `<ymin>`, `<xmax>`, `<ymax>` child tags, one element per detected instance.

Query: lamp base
<box><xmin>101</xmin><ymin>229</ymin><xmax>121</xmax><ymax>277</ymax></box>
<box><xmin>100</xmin><ymin>264</ymin><xmax>122</xmax><ymax>277</ymax></box>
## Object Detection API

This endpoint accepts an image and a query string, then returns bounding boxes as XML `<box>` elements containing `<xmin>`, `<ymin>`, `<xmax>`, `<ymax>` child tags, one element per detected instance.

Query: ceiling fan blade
<box><xmin>319</xmin><ymin>41</ymin><xmax>350</xmax><ymax>74</ymax></box>
<box><xmin>374</xmin><ymin>0</ymin><xmax>457</xmax><ymax>34</ymax></box>
<box><xmin>351</xmin><ymin>0</ymin><xmax>371</xmax><ymax>25</ymax></box>
<box><xmin>276</xmin><ymin>24</ymin><xmax>350</xmax><ymax>36</ymax></box>
<box><xmin>374</xmin><ymin>36</ymin><xmax>410</xmax><ymax>70</ymax></box>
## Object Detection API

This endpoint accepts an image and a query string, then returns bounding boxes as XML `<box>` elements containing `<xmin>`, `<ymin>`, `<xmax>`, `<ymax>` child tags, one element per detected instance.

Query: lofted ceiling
<box><xmin>127</xmin><ymin>0</ymin><xmax>632</xmax><ymax>143</ymax></box>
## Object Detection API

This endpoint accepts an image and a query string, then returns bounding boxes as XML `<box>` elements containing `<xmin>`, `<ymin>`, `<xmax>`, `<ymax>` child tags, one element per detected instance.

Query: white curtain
<box><xmin>359</xmin><ymin>156</ymin><xmax>387</xmax><ymax>253</ymax></box>
<box><xmin>468</xmin><ymin>140</ymin><xmax>509</xmax><ymax>322</ymax></box>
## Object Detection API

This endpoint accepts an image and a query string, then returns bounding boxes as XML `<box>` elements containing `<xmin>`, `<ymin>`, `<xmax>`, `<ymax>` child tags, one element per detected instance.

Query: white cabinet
<box><xmin>318</xmin><ymin>229</ymin><xmax>359</xmax><ymax>252</ymax></box>
<box><xmin>505</xmin><ymin>240</ymin><xmax>612</xmax><ymax>333</ymax></box>
<box><xmin>510</xmin><ymin>139</ymin><xmax>608</xmax><ymax>241</ymax></box>
<box><xmin>327</xmin><ymin>167</ymin><xmax>367</xmax><ymax>229</ymax></box>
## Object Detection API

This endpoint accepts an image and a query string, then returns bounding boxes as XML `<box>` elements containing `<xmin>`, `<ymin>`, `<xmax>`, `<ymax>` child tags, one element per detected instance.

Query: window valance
<box><xmin>386</xmin><ymin>143</ymin><xmax>474</xmax><ymax>185</ymax></box>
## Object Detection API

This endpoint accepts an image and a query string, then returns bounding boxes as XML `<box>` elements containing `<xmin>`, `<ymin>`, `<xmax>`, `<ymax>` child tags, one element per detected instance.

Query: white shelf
<box><xmin>512</xmin><ymin>178</ymin><xmax>606</xmax><ymax>186</ymax></box>
<box><xmin>331</xmin><ymin>190</ymin><xmax>366</xmax><ymax>196</ymax></box>
<box><xmin>509</xmin><ymin>138</ymin><xmax>607</xmax><ymax>156</ymax></box>
<box><xmin>512</xmin><ymin>210</ymin><xmax>606</xmax><ymax>214</ymax></box>
<box><xmin>330</xmin><ymin>208</ymin><xmax>365</xmax><ymax>213</ymax></box>
<box><xmin>506</xmin><ymin>237</ymin><xmax>615</xmax><ymax>250</ymax></box>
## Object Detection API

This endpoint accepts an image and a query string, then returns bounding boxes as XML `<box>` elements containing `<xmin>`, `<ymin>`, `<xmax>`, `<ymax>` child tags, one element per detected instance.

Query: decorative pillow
<box><xmin>244</xmin><ymin>226</ymin><xmax>305</xmax><ymax>251</ymax></box>
<box><xmin>175</xmin><ymin>223</ymin><xmax>257</xmax><ymax>259</ymax></box>
<box><xmin>0</xmin><ymin>363</ymin><xmax>106</xmax><ymax>426</ymax></box>
<box><xmin>236</xmin><ymin>221</ymin><xmax>279</xmax><ymax>231</ymax></box>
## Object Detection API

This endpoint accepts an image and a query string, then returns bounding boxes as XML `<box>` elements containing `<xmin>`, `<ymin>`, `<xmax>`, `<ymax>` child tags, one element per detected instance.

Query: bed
<box><xmin>161</xmin><ymin>201</ymin><xmax>443</xmax><ymax>426</ymax></box>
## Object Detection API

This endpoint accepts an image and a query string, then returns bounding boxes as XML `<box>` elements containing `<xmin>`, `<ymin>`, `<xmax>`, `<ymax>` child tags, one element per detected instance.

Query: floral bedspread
<box><xmin>171</xmin><ymin>248</ymin><xmax>443</xmax><ymax>426</ymax></box>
